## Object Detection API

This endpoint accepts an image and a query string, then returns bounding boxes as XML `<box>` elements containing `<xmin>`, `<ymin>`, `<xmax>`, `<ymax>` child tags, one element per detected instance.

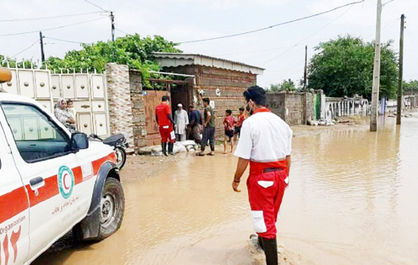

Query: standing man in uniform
<box><xmin>197</xmin><ymin>97</ymin><xmax>215</xmax><ymax>156</ymax></box>
<box><xmin>155</xmin><ymin>96</ymin><xmax>176</xmax><ymax>156</ymax></box>
<box><xmin>232</xmin><ymin>86</ymin><xmax>292</xmax><ymax>265</ymax></box>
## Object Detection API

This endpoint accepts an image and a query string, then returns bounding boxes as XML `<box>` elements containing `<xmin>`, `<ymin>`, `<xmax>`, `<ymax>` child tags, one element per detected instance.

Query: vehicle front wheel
<box><xmin>97</xmin><ymin>177</ymin><xmax>125</xmax><ymax>240</ymax></box>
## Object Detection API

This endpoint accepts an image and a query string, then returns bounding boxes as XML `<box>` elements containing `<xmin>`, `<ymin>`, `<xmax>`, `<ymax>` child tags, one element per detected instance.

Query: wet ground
<box><xmin>34</xmin><ymin>112</ymin><xmax>418</xmax><ymax>265</ymax></box>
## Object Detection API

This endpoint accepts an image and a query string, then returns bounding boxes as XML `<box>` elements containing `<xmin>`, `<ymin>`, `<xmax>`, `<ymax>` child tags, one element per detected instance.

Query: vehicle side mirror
<box><xmin>71</xmin><ymin>132</ymin><xmax>89</xmax><ymax>152</ymax></box>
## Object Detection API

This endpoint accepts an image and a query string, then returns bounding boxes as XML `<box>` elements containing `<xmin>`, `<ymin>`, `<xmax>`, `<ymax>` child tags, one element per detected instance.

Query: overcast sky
<box><xmin>0</xmin><ymin>0</ymin><xmax>416</xmax><ymax>87</ymax></box>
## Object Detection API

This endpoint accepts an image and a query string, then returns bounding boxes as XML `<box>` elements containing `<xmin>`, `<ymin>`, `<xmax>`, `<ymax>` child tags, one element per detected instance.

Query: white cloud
<box><xmin>0</xmin><ymin>0</ymin><xmax>417</xmax><ymax>85</ymax></box>
<box><xmin>146</xmin><ymin>0</ymin><xmax>290</xmax><ymax>9</ymax></box>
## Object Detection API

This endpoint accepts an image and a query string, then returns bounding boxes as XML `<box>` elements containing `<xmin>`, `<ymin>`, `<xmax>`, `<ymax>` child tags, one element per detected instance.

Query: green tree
<box><xmin>45</xmin><ymin>34</ymin><xmax>181</xmax><ymax>87</ymax></box>
<box><xmin>0</xmin><ymin>55</ymin><xmax>36</xmax><ymax>69</ymax></box>
<box><xmin>2</xmin><ymin>34</ymin><xmax>181</xmax><ymax>88</ymax></box>
<box><xmin>403</xmin><ymin>80</ymin><xmax>418</xmax><ymax>91</ymax></box>
<box><xmin>308</xmin><ymin>36</ymin><xmax>398</xmax><ymax>99</ymax></box>
<box><xmin>269</xmin><ymin>79</ymin><xmax>297</xmax><ymax>92</ymax></box>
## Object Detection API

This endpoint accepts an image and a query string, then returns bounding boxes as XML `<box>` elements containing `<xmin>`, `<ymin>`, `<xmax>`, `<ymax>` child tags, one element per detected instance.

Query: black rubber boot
<box><xmin>168</xmin><ymin>142</ymin><xmax>174</xmax><ymax>155</ymax></box>
<box><xmin>161</xmin><ymin>143</ymin><xmax>168</xmax><ymax>156</ymax></box>
<box><xmin>260</xmin><ymin>237</ymin><xmax>278</xmax><ymax>265</ymax></box>
<box><xmin>258</xmin><ymin>236</ymin><xmax>264</xmax><ymax>251</ymax></box>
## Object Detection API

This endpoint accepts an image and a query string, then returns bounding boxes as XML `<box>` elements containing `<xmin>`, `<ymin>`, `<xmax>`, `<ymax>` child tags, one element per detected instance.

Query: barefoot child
<box><xmin>223</xmin><ymin>109</ymin><xmax>235</xmax><ymax>153</ymax></box>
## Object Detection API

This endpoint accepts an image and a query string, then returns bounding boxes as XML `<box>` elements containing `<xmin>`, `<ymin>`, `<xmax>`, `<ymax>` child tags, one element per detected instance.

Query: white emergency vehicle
<box><xmin>0</xmin><ymin>69</ymin><xmax>125</xmax><ymax>265</ymax></box>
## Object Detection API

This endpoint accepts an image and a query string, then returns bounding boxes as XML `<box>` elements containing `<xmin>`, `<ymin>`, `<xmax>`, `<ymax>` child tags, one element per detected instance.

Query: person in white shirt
<box><xmin>66</xmin><ymin>99</ymin><xmax>76</xmax><ymax>122</ymax></box>
<box><xmin>54</xmin><ymin>98</ymin><xmax>76</xmax><ymax>131</ymax></box>
<box><xmin>232</xmin><ymin>86</ymin><xmax>292</xmax><ymax>265</ymax></box>
<box><xmin>174</xmin><ymin>103</ymin><xmax>189</xmax><ymax>141</ymax></box>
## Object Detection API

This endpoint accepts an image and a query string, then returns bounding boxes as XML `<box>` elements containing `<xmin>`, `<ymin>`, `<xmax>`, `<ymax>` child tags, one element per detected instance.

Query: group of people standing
<box><xmin>154</xmin><ymin>96</ymin><xmax>246</xmax><ymax>156</ymax></box>
<box><xmin>54</xmin><ymin>98</ymin><xmax>76</xmax><ymax>132</ymax></box>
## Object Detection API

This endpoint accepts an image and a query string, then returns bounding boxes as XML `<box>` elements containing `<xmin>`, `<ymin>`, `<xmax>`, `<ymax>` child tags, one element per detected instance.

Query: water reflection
<box><xmin>34</xmin><ymin>113</ymin><xmax>418</xmax><ymax>265</ymax></box>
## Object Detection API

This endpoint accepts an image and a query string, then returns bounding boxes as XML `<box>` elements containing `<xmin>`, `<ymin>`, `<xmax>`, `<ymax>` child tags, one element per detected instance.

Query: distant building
<box><xmin>153</xmin><ymin>52</ymin><xmax>264</xmax><ymax>138</ymax></box>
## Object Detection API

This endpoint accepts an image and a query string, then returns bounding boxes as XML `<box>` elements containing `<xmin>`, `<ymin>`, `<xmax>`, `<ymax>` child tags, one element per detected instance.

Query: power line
<box><xmin>45</xmin><ymin>36</ymin><xmax>83</xmax><ymax>44</ymax></box>
<box><xmin>178</xmin><ymin>0</ymin><xmax>365</xmax><ymax>44</ymax></box>
<box><xmin>228</xmin><ymin>7</ymin><xmax>351</xmax><ymax>63</ymax></box>
<box><xmin>11</xmin><ymin>40</ymin><xmax>38</xmax><ymax>57</ymax></box>
<box><xmin>262</xmin><ymin>5</ymin><xmax>355</xmax><ymax>65</ymax></box>
<box><xmin>82</xmin><ymin>1</ymin><xmax>114</xmax><ymax>41</ymax></box>
<box><xmin>0</xmin><ymin>17</ymin><xmax>107</xmax><ymax>37</ymax></box>
<box><xmin>0</xmin><ymin>11</ymin><xmax>105</xmax><ymax>23</ymax></box>
<box><xmin>84</xmin><ymin>0</ymin><xmax>108</xmax><ymax>12</ymax></box>
<box><xmin>383</xmin><ymin>0</ymin><xmax>396</xmax><ymax>6</ymax></box>
<box><xmin>115</xmin><ymin>28</ymin><xmax>129</xmax><ymax>35</ymax></box>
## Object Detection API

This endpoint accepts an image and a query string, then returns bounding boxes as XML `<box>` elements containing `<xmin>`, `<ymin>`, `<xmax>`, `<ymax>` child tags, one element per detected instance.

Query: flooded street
<box><xmin>34</xmin><ymin>113</ymin><xmax>418</xmax><ymax>265</ymax></box>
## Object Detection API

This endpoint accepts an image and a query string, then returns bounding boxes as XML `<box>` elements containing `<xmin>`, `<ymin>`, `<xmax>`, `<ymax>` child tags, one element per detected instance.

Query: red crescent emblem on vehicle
<box><xmin>63</xmin><ymin>173</ymin><xmax>70</xmax><ymax>190</ymax></box>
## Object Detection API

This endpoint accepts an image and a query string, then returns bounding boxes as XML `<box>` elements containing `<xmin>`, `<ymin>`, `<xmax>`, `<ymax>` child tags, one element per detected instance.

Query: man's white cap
<box><xmin>177</xmin><ymin>103</ymin><xmax>183</xmax><ymax>107</ymax></box>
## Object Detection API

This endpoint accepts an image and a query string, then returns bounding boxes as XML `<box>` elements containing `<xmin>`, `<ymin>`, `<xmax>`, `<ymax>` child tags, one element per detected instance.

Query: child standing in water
<box><xmin>223</xmin><ymin>109</ymin><xmax>235</xmax><ymax>154</ymax></box>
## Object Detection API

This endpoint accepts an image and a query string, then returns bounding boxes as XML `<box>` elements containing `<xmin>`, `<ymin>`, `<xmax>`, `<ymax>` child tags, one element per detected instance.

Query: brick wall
<box><xmin>163</xmin><ymin>65</ymin><xmax>257</xmax><ymax>139</ymax></box>
<box><xmin>106</xmin><ymin>63</ymin><xmax>260</xmax><ymax>150</ymax></box>
<box><xmin>305</xmin><ymin>91</ymin><xmax>314</xmax><ymax>123</ymax></box>
<box><xmin>105</xmin><ymin>63</ymin><xmax>134</xmax><ymax>151</ymax></box>
<box><xmin>266</xmin><ymin>91</ymin><xmax>314</xmax><ymax>125</ymax></box>
<box><xmin>266</xmin><ymin>93</ymin><xmax>286</xmax><ymax>120</ymax></box>
<box><xmin>197</xmin><ymin>66</ymin><xmax>256</xmax><ymax>139</ymax></box>
<box><xmin>129</xmin><ymin>70</ymin><xmax>147</xmax><ymax>150</ymax></box>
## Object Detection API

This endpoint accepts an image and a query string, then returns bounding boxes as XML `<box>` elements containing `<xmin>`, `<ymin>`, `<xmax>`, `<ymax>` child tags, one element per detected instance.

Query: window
<box><xmin>1</xmin><ymin>103</ymin><xmax>71</xmax><ymax>162</ymax></box>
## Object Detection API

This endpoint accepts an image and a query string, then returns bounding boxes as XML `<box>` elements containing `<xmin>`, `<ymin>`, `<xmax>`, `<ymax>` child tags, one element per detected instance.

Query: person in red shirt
<box><xmin>155</xmin><ymin>96</ymin><xmax>176</xmax><ymax>156</ymax></box>
<box><xmin>234</xmin><ymin>107</ymin><xmax>246</xmax><ymax>142</ymax></box>
<box><xmin>223</xmin><ymin>109</ymin><xmax>235</xmax><ymax>154</ymax></box>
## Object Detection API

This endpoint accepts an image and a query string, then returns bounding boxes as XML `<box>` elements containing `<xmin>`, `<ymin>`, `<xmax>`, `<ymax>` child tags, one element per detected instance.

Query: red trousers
<box><xmin>247</xmin><ymin>163</ymin><xmax>288</xmax><ymax>239</ymax></box>
<box><xmin>159</xmin><ymin>125</ymin><xmax>175</xmax><ymax>143</ymax></box>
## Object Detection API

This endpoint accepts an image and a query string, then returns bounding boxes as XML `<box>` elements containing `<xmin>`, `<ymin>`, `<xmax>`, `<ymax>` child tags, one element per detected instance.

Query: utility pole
<box><xmin>396</xmin><ymin>14</ymin><xmax>405</xmax><ymax>125</ymax></box>
<box><xmin>110</xmin><ymin>11</ymin><xmax>115</xmax><ymax>42</ymax></box>
<box><xmin>39</xmin><ymin>31</ymin><xmax>45</xmax><ymax>64</ymax></box>
<box><xmin>370</xmin><ymin>0</ymin><xmax>382</xmax><ymax>132</ymax></box>
<box><xmin>303</xmin><ymin>45</ymin><xmax>308</xmax><ymax>91</ymax></box>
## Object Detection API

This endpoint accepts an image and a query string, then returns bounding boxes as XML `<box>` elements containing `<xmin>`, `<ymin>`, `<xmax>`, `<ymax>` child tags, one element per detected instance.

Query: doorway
<box><xmin>143</xmin><ymin>78</ymin><xmax>193</xmax><ymax>146</ymax></box>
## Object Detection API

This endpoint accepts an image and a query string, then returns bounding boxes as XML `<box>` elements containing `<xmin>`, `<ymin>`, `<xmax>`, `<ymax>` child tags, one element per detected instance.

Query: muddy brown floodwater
<box><xmin>34</xmin><ymin>112</ymin><xmax>418</xmax><ymax>265</ymax></box>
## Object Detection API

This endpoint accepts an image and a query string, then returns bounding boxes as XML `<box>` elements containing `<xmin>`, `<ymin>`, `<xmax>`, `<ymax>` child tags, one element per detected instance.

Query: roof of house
<box><xmin>153</xmin><ymin>52</ymin><xmax>264</xmax><ymax>75</ymax></box>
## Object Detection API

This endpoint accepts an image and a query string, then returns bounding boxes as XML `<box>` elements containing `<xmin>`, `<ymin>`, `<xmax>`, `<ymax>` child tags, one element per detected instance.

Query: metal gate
<box><xmin>313</xmin><ymin>93</ymin><xmax>321</xmax><ymax>120</ymax></box>
<box><xmin>0</xmin><ymin>67</ymin><xmax>110</xmax><ymax>137</ymax></box>
<box><xmin>143</xmin><ymin>90</ymin><xmax>169</xmax><ymax>146</ymax></box>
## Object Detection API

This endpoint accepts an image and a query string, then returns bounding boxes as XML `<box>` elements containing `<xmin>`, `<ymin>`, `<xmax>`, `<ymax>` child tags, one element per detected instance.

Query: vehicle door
<box><xmin>0</xmin><ymin>102</ymin><xmax>85</xmax><ymax>261</ymax></box>
<box><xmin>0</xmin><ymin>121</ymin><xmax>30</xmax><ymax>265</ymax></box>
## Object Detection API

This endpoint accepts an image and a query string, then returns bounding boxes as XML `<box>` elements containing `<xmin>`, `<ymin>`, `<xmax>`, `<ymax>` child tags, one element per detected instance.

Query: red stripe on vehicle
<box><xmin>0</xmin><ymin>187</ymin><xmax>28</xmax><ymax>224</ymax></box>
<box><xmin>25</xmin><ymin>167</ymin><xmax>83</xmax><ymax>207</ymax></box>
<box><xmin>0</xmin><ymin>152</ymin><xmax>115</xmax><ymax>224</ymax></box>
<box><xmin>25</xmin><ymin>175</ymin><xmax>58</xmax><ymax>207</ymax></box>
<box><xmin>92</xmin><ymin>152</ymin><xmax>117</xmax><ymax>175</ymax></box>
<box><xmin>73</xmin><ymin>166</ymin><xmax>83</xmax><ymax>185</ymax></box>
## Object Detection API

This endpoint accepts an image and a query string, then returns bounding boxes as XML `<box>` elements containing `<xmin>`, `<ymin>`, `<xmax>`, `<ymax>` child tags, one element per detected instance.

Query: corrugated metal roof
<box><xmin>153</xmin><ymin>52</ymin><xmax>264</xmax><ymax>75</ymax></box>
